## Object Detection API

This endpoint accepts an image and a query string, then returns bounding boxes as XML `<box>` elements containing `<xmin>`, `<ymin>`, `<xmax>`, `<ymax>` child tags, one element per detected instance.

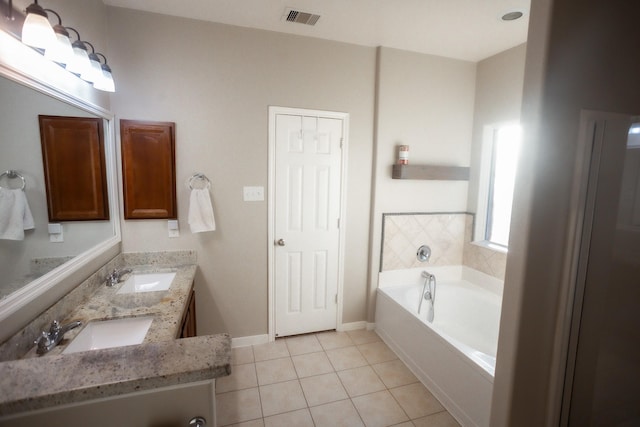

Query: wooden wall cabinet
<box><xmin>120</xmin><ymin>120</ymin><xmax>177</xmax><ymax>219</ymax></box>
<box><xmin>38</xmin><ymin>115</ymin><xmax>109</xmax><ymax>221</ymax></box>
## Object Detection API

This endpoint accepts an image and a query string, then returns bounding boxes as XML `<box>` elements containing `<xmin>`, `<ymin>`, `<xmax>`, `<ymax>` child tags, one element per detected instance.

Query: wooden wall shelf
<box><xmin>392</xmin><ymin>164</ymin><xmax>470</xmax><ymax>181</ymax></box>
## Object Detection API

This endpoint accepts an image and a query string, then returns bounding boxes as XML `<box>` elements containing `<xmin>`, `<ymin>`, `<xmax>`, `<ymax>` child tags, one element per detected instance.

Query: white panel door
<box><xmin>274</xmin><ymin>113</ymin><xmax>343</xmax><ymax>337</ymax></box>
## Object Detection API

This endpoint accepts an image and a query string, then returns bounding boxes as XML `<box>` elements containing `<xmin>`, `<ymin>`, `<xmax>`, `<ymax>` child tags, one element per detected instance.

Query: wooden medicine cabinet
<box><xmin>38</xmin><ymin>115</ymin><xmax>109</xmax><ymax>221</ymax></box>
<box><xmin>120</xmin><ymin>119</ymin><xmax>177</xmax><ymax>219</ymax></box>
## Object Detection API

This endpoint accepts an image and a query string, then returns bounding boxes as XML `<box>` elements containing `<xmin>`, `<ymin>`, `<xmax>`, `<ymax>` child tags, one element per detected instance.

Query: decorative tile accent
<box><xmin>381</xmin><ymin>213</ymin><xmax>466</xmax><ymax>271</ymax></box>
<box><xmin>462</xmin><ymin>215</ymin><xmax>507</xmax><ymax>280</ymax></box>
<box><xmin>381</xmin><ymin>213</ymin><xmax>506</xmax><ymax>280</ymax></box>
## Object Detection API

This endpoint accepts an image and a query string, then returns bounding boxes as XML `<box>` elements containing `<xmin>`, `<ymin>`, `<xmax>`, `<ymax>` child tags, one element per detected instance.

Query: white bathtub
<box><xmin>375</xmin><ymin>266</ymin><xmax>503</xmax><ymax>427</ymax></box>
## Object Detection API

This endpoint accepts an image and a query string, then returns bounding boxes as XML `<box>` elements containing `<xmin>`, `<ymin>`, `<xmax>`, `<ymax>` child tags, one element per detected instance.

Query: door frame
<box><xmin>267</xmin><ymin>106</ymin><xmax>349</xmax><ymax>341</ymax></box>
<box><xmin>556</xmin><ymin>111</ymin><xmax>635</xmax><ymax>425</ymax></box>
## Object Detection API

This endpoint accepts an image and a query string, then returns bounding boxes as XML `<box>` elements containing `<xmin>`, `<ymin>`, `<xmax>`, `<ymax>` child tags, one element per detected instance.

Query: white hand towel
<box><xmin>0</xmin><ymin>188</ymin><xmax>35</xmax><ymax>240</ymax></box>
<box><xmin>188</xmin><ymin>188</ymin><xmax>216</xmax><ymax>233</ymax></box>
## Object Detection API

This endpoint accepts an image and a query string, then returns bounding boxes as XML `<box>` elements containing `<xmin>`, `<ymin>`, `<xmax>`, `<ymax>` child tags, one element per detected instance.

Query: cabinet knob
<box><xmin>189</xmin><ymin>416</ymin><xmax>206</xmax><ymax>426</ymax></box>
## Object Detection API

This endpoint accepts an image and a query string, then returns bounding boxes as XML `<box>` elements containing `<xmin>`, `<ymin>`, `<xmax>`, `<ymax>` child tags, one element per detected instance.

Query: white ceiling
<box><xmin>103</xmin><ymin>0</ymin><xmax>530</xmax><ymax>62</ymax></box>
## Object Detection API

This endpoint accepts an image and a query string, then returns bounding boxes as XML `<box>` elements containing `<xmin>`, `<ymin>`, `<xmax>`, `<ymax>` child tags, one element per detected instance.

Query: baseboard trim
<box><xmin>231</xmin><ymin>334</ymin><xmax>269</xmax><ymax>348</ymax></box>
<box><xmin>338</xmin><ymin>321</ymin><xmax>375</xmax><ymax>331</ymax></box>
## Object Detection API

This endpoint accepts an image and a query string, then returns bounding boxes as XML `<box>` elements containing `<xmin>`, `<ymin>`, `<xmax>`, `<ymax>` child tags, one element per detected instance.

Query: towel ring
<box><xmin>0</xmin><ymin>170</ymin><xmax>26</xmax><ymax>191</ymax></box>
<box><xmin>188</xmin><ymin>173</ymin><xmax>211</xmax><ymax>190</ymax></box>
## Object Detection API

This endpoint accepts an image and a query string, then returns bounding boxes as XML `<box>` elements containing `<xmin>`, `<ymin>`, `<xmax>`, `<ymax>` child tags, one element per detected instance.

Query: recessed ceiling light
<box><xmin>502</xmin><ymin>11</ymin><xmax>524</xmax><ymax>21</ymax></box>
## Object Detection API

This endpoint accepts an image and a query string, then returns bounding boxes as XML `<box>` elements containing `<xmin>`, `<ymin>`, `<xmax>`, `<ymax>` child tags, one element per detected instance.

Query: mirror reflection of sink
<box><xmin>62</xmin><ymin>317</ymin><xmax>153</xmax><ymax>354</ymax></box>
<box><xmin>116</xmin><ymin>272</ymin><xmax>176</xmax><ymax>294</ymax></box>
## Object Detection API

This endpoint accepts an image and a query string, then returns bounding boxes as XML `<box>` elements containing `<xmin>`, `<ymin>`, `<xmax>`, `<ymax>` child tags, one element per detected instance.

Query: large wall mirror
<box><xmin>0</xmin><ymin>32</ymin><xmax>120</xmax><ymax>331</ymax></box>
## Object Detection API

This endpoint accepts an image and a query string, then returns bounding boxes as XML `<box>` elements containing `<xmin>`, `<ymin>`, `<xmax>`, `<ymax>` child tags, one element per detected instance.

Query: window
<box><xmin>476</xmin><ymin>123</ymin><xmax>522</xmax><ymax>250</ymax></box>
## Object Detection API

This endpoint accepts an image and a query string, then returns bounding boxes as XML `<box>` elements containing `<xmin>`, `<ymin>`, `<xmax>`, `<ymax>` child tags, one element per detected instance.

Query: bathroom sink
<box><xmin>116</xmin><ymin>272</ymin><xmax>176</xmax><ymax>294</ymax></box>
<box><xmin>62</xmin><ymin>316</ymin><xmax>154</xmax><ymax>354</ymax></box>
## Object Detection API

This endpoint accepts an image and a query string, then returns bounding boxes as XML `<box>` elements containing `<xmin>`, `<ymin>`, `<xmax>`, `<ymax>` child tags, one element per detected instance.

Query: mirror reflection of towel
<box><xmin>0</xmin><ymin>188</ymin><xmax>35</xmax><ymax>240</ymax></box>
<box><xmin>188</xmin><ymin>188</ymin><xmax>216</xmax><ymax>233</ymax></box>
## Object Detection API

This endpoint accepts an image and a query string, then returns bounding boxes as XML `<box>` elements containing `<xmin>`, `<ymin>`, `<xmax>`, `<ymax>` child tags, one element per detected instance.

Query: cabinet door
<box><xmin>120</xmin><ymin>120</ymin><xmax>177</xmax><ymax>219</ymax></box>
<box><xmin>38</xmin><ymin>115</ymin><xmax>109</xmax><ymax>221</ymax></box>
<box><xmin>180</xmin><ymin>289</ymin><xmax>197</xmax><ymax>338</ymax></box>
<box><xmin>0</xmin><ymin>380</ymin><xmax>215</xmax><ymax>427</ymax></box>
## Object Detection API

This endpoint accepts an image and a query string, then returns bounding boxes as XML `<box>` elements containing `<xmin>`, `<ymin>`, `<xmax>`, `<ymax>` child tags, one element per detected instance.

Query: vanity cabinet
<box><xmin>0</xmin><ymin>380</ymin><xmax>215</xmax><ymax>427</ymax></box>
<box><xmin>180</xmin><ymin>289</ymin><xmax>197</xmax><ymax>338</ymax></box>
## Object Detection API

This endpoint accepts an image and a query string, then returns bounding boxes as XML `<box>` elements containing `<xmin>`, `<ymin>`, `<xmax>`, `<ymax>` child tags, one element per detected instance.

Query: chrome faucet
<box><xmin>418</xmin><ymin>270</ymin><xmax>436</xmax><ymax>322</ymax></box>
<box><xmin>105</xmin><ymin>268</ymin><xmax>132</xmax><ymax>287</ymax></box>
<box><xmin>35</xmin><ymin>320</ymin><xmax>82</xmax><ymax>355</ymax></box>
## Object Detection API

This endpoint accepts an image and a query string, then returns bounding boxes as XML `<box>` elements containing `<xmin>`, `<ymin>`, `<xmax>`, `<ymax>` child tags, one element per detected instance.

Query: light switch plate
<box><xmin>48</xmin><ymin>223</ymin><xmax>64</xmax><ymax>243</ymax></box>
<box><xmin>243</xmin><ymin>186</ymin><xmax>264</xmax><ymax>202</ymax></box>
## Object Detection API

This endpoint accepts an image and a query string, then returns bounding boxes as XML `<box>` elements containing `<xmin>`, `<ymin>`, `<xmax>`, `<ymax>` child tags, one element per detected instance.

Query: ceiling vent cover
<box><xmin>284</xmin><ymin>8</ymin><xmax>320</xmax><ymax>26</ymax></box>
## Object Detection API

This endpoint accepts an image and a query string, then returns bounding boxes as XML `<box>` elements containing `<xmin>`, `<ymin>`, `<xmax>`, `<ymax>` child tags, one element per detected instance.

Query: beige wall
<box><xmin>367</xmin><ymin>47</ymin><xmax>476</xmax><ymax>320</ymax></box>
<box><xmin>467</xmin><ymin>43</ymin><xmax>527</xmax><ymax>212</ymax></box>
<box><xmin>106</xmin><ymin>7</ymin><xmax>376</xmax><ymax>337</ymax></box>
<box><xmin>461</xmin><ymin>43</ymin><xmax>527</xmax><ymax>281</ymax></box>
<box><xmin>492</xmin><ymin>0</ymin><xmax>640</xmax><ymax>425</ymax></box>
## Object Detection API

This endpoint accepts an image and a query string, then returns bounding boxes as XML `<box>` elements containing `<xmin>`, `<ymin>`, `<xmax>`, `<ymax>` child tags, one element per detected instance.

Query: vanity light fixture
<box><xmin>64</xmin><ymin>27</ymin><xmax>92</xmax><ymax>77</ymax></box>
<box><xmin>42</xmin><ymin>9</ymin><xmax>73</xmax><ymax>65</ymax></box>
<box><xmin>3</xmin><ymin>1</ymin><xmax>116</xmax><ymax>92</ymax></box>
<box><xmin>94</xmin><ymin>53</ymin><xmax>115</xmax><ymax>92</ymax></box>
<box><xmin>81</xmin><ymin>41</ymin><xmax>105</xmax><ymax>84</ymax></box>
<box><xmin>21</xmin><ymin>0</ymin><xmax>56</xmax><ymax>49</ymax></box>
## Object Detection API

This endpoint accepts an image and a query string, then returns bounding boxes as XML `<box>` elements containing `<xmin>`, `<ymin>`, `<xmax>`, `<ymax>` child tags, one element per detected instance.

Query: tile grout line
<box><xmin>221</xmin><ymin>331</ymin><xmax>454</xmax><ymax>427</ymax></box>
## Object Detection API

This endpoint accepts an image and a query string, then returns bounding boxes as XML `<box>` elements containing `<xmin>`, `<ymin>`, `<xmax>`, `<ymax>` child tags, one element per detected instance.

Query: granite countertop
<box><xmin>0</xmin><ymin>254</ymin><xmax>231</xmax><ymax>416</ymax></box>
<box><xmin>23</xmin><ymin>264</ymin><xmax>199</xmax><ymax>358</ymax></box>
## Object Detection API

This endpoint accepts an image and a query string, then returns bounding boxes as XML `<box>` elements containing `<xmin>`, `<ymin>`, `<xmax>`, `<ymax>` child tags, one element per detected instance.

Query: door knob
<box><xmin>277</xmin><ymin>239</ymin><xmax>286</xmax><ymax>246</ymax></box>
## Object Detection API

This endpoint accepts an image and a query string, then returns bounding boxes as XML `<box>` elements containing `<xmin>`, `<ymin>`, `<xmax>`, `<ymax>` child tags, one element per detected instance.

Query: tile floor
<box><xmin>215</xmin><ymin>329</ymin><xmax>461</xmax><ymax>427</ymax></box>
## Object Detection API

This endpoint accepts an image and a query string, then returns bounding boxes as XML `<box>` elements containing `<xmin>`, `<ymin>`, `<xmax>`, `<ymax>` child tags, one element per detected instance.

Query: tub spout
<box><xmin>418</xmin><ymin>271</ymin><xmax>436</xmax><ymax>322</ymax></box>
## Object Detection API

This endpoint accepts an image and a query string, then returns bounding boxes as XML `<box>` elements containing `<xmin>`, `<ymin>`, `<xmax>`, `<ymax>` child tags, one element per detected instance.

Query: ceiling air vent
<box><xmin>284</xmin><ymin>8</ymin><xmax>320</xmax><ymax>26</ymax></box>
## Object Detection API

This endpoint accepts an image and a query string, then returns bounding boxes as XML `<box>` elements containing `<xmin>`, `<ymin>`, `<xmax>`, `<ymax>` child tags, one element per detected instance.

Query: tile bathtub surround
<box><xmin>216</xmin><ymin>329</ymin><xmax>461</xmax><ymax>427</ymax></box>
<box><xmin>381</xmin><ymin>213</ymin><xmax>466</xmax><ymax>271</ymax></box>
<box><xmin>381</xmin><ymin>213</ymin><xmax>506</xmax><ymax>280</ymax></box>
<box><xmin>0</xmin><ymin>250</ymin><xmax>197</xmax><ymax>362</ymax></box>
<box><xmin>462</xmin><ymin>215</ymin><xmax>507</xmax><ymax>280</ymax></box>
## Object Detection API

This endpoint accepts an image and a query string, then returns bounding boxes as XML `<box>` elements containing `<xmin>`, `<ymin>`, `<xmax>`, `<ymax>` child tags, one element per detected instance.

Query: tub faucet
<box><xmin>418</xmin><ymin>270</ymin><xmax>436</xmax><ymax>322</ymax></box>
<box><xmin>35</xmin><ymin>320</ymin><xmax>82</xmax><ymax>355</ymax></box>
<box><xmin>105</xmin><ymin>268</ymin><xmax>132</xmax><ymax>287</ymax></box>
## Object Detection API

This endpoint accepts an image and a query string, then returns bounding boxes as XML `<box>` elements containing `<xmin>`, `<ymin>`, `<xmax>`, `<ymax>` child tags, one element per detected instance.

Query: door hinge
<box><xmin>340</xmin><ymin>137</ymin><xmax>344</xmax><ymax>148</ymax></box>
<box><xmin>337</xmin><ymin>218</ymin><xmax>340</xmax><ymax>228</ymax></box>
<box><xmin>335</xmin><ymin>294</ymin><xmax>338</xmax><ymax>304</ymax></box>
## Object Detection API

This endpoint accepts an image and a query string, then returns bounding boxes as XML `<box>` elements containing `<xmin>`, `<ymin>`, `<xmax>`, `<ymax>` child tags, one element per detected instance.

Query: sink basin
<box><xmin>62</xmin><ymin>316</ymin><xmax>153</xmax><ymax>354</ymax></box>
<box><xmin>116</xmin><ymin>272</ymin><xmax>176</xmax><ymax>294</ymax></box>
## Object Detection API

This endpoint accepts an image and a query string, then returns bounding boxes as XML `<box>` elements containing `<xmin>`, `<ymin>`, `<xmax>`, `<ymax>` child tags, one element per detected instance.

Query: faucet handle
<box><xmin>35</xmin><ymin>331</ymin><xmax>52</xmax><ymax>354</ymax></box>
<box><xmin>49</xmin><ymin>320</ymin><xmax>61</xmax><ymax>334</ymax></box>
